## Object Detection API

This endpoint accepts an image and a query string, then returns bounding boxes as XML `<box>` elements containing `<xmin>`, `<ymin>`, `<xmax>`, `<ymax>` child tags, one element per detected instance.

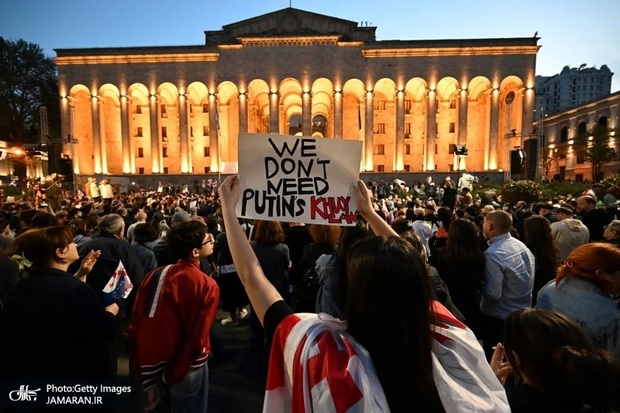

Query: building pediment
<box><xmin>204</xmin><ymin>7</ymin><xmax>376</xmax><ymax>45</ymax></box>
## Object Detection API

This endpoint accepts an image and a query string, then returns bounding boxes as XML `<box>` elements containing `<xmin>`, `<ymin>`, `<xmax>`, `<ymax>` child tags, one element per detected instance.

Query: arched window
<box><xmin>598</xmin><ymin>116</ymin><xmax>608</xmax><ymax>128</ymax></box>
<box><xmin>312</xmin><ymin>114</ymin><xmax>327</xmax><ymax>137</ymax></box>
<box><xmin>560</xmin><ymin>127</ymin><xmax>569</xmax><ymax>143</ymax></box>
<box><xmin>578</xmin><ymin>122</ymin><xmax>587</xmax><ymax>135</ymax></box>
<box><xmin>288</xmin><ymin>114</ymin><xmax>302</xmax><ymax>136</ymax></box>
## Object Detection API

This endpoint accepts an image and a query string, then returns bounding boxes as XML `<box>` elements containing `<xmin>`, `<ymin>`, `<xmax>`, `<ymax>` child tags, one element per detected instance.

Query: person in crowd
<box><xmin>131</xmin><ymin>221</ymin><xmax>159</xmax><ymax>274</ymax></box>
<box><xmin>315</xmin><ymin>220</ymin><xmax>370</xmax><ymax>319</ymax></box>
<box><xmin>523</xmin><ymin>215</ymin><xmax>560</xmax><ymax>305</ymax></box>
<box><xmin>71</xmin><ymin>214</ymin><xmax>144</xmax><ymax>319</ymax></box>
<box><xmin>217</xmin><ymin>175</ymin><xmax>510</xmax><ymax>413</ymax></box>
<box><xmin>242</xmin><ymin>220</ymin><xmax>291</xmax><ymax>376</ymax></box>
<box><xmin>603</xmin><ymin>219</ymin><xmax>620</xmax><ymax>246</ymax></box>
<box><xmin>442</xmin><ymin>180</ymin><xmax>458</xmax><ymax>211</ymax></box>
<box><xmin>429</xmin><ymin>206</ymin><xmax>452</xmax><ymax>254</ymax></box>
<box><xmin>290</xmin><ymin>224</ymin><xmax>341</xmax><ymax>312</ymax></box>
<box><xmin>430</xmin><ymin>218</ymin><xmax>485</xmax><ymax>336</ymax></box>
<box><xmin>576</xmin><ymin>195</ymin><xmax>611</xmax><ymax>241</ymax></box>
<box><xmin>99</xmin><ymin>179</ymin><xmax>114</xmax><ymax>203</ymax></box>
<box><xmin>69</xmin><ymin>218</ymin><xmax>92</xmax><ymax>247</ymax></box>
<box><xmin>536</xmin><ymin>203</ymin><xmax>557</xmax><ymax>223</ymax></box>
<box><xmin>0</xmin><ymin>217</ymin><xmax>14</xmax><ymax>251</ymax></box>
<box><xmin>536</xmin><ymin>242</ymin><xmax>620</xmax><ymax>359</ymax></box>
<box><xmin>603</xmin><ymin>185</ymin><xmax>620</xmax><ymax>208</ymax></box>
<box><xmin>126</xmin><ymin>211</ymin><xmax>147</xmax><ymax>244</ymax></box>
<box><xmin>480</xmin><ymin>210</ymin><xmax>535</xmax><ymax>359</ymax></box>
<box><xmin>0</xmin><ymin>226</ymin><xmax>118</xmax><ymax>384</ymax></box>
<box><xmin>153</xmin><ymin>210</ymin><xmax>192</xmax><ymax>266</ymax></box>
<box><xmin>491</xmin><ymin>308</ymin><xmax>620</xmax><ymax>413</ymax></box>
<box><xmin>550</xmin><ymin>205</ymin><xmax>590</xmax><ymax>261</ymax></box>
<box><xmin>129</xmin><ymin>221</ymin><xmax>219</xmax><ymax>413</ymax></box>
<box><xmin>89</xmin><ymin>177</ymin><xmax>101</xmax><ymax>202</ymax></box>
<box><xmin>212</xmin><ymin>217</ymin><xmax>249</xmax><ymax>327</ymax></box>
<box><xmin>283</xmin><ymin>222</ymin><xmax>313</xmax><ymax>282</ymax></box>
<box><xmin>29</xmin><ymin>211</ymin><xmax>59</xmax><ymax>228</ymax></box>
<box><xmin>458</xmin><ymin>187</ymin><xmax>473</xmax><ymax>207</ymax></box>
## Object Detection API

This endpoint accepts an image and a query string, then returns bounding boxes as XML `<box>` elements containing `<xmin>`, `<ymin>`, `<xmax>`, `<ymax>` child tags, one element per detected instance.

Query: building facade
<box><xmin>536</xmin><ymin>65</ymin><xmax>613</xmax><ymax>115</ymax></box>
<box><xmin>538</xmin><ymin>91</ymin><xmax>620</xmax><ymax>181</ymax></box>
<box><xmin>55</xmin><ymin>7</ymin><xmax>539</xmax><ymax>180</ymax></box>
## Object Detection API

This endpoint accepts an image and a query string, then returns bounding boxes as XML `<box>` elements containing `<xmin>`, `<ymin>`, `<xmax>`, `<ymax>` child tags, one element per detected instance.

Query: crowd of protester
<box><xmin>0</xmin><ymin>174</ymin><xmax>619</xmax><ymax>412</ymax></box>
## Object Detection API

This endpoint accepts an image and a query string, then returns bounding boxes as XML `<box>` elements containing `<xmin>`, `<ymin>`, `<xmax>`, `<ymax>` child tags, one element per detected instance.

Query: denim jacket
<box><xmin>536</xmin><ymin>277</ymin><xmax>620</xmax><ymax>359</ymax></box>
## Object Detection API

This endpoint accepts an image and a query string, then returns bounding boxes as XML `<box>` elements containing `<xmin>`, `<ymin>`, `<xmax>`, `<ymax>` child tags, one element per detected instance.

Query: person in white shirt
<box><xmin>550</xmin><ymin>206</ymin><xmax>589</xmax><ymax>262</ymax></box>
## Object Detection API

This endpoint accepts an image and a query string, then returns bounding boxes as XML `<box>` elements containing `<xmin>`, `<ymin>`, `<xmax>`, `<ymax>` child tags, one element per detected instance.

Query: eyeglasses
<box><xmin>202</xmin><ymin>239</ymin><xmax>214</xmax><ymax>246</ymax></box>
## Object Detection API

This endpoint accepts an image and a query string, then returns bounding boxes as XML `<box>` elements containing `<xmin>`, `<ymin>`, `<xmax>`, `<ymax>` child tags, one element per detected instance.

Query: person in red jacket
<box><xmin>129</xmin><ymin>221</ymin><xmax>219</xmax><ymax>413</ymax></box>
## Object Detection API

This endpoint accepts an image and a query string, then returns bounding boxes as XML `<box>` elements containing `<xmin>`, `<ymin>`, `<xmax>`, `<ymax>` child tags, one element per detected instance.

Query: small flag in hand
<box><xmin>103</xmin><ymin>260</ymin><xmax>134</xmax><ymax>306</ymax></box>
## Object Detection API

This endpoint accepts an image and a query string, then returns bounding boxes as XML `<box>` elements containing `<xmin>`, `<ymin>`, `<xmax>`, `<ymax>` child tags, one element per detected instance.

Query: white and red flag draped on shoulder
<box><xmin>264</xmin><ymin>303</ymin><xmax>510</xmax><ymax>413</ymax></box>
<box><xmin>102</xmin><ymin>260</ymin><xmax>134</xmax><ymax>306</ymax></box>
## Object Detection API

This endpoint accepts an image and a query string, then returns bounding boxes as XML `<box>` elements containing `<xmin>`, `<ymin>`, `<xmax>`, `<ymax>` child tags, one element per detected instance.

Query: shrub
<box><xmin>500</xmin><ymin>180</ymin><xmax>543</xmax><ymax>205</ymax></box>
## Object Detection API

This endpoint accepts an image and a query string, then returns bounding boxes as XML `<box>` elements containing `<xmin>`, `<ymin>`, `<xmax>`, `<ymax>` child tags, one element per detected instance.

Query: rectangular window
<box><xmin>204</xmin><ymin>147</ymin><xmax>210</xmax><ymax>157</ymax></box>
<box><xmin>162</xmin><ymin>147</ymin><xmax>168</xmax><ymax>158</ymax></box>
<box><xmin>203</xmin><ymin>126</ymin><xmax>209</xmax><ymax>136</ymax></box>
<box><xmin>375</xmin><ymin>144</ymin><xmax>385</xmax><ymax>155</ymax></box>
<box><xmin>405</xmin><ymin>100</ymin><xmax>412</xmax><ymax>114</ymax></box>
<box><xmin>404</xmin><ymin>164</ymin><xmax>410</xmax><ymax>172</ymax></box>
<box><xmin>376</xmin><ymin>123</ymin><xmax>386</xmax><ymax>134</ymax></box>
<box><xmin>163</xmin><ymin>167</ymin><xmax>169</xmax><ymax>174</ymax></box>
<box><xmin>135</xmin><ymin>105</ymin><xmax>142</xmax><ymax>114</ymax></box>
<box><xmin>138</xmin><ymin>167</ymin><xmax>145</xmax><ymax>174</ymax></box>
<box><xmin>377</xmin><ymin>165</ymin><xmax>385</xmax><ymax>172</ymax></box>
<box><xmin>449</xmin><ymin>122</ymin><xmax>455</xmax><ymax>133</ymax></box>
<box><xmin>136</xmin><ymin>127</ymin><xmax>143</xmax><ymax>137</ymax></box>
<box><xmin>202</xmin><ymin>103</ymin><xmax>209</xmax><ymax>113</ymax></box>
<box><xmin>190</xmin><ymin>126</ymin><xmax>193</xmax><ymax>137</ymax></box>
<box><xmin>435</xmin><ymin>144</ymin><xmax>438</xmax><ymax>154</ymax></box>
<box><xmin>204</xmin><ymin>166</ymin><xmax>211</xmax><ymax>173</ymax></box>
<box><xmin>161</xmin><ymin>105</ymin><xmax>167</xmax><ymax>118</ymax></box>
<box><xmin>376</xmin><ymin>100</ymin><xmax>386</xmax><ymax>111</ymax></box>
<box><xmin>576</xmin><ymin>151</ymin><xmax>586</xmax><ymax>164</ymax></box>
<box><xmin>405</xmin><ymin>144</ymin><xmax>411</xmax><ymax>155</ymax></box>
<box><xmin>405</xmin><ymin>123</ymin><xmax>411</xmax><ymax>135</ymax></box>
<box><xmin>137</xmin><ymin>147</ymin><xmax>144</xmax><ymax>158</ymax></box>
<box><xmin>161</xmin><ymin>126</ymin><xmax>167</xmax><ymax>138</ymax></box>
<box><xmin>449</xmin><ymin>99</ymin><xmax>456</xmax><ymax>109</ymax></box>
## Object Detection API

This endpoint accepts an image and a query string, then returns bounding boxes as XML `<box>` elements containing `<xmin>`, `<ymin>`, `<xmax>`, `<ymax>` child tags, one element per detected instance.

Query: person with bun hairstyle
<box><xmin>491</xmin><ymin>308</ymin><xmax>620</xmax><ymax>413</ymax></box>
<box><xmin>536</xmin><ymin>242</ymin><xmax>620</xmax><ymax>359</ymax></box>
<box><xmin>0</xmin><ymin>226</ymin><xmax>117</xmax><ymax>383</ymax></box>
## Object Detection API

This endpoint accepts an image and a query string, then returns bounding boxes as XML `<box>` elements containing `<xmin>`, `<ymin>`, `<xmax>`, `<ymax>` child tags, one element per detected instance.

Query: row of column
<box><xmin>61</xmin><ymin>87</ymin><xmax>535</xmax><ymax>174</ymax></box>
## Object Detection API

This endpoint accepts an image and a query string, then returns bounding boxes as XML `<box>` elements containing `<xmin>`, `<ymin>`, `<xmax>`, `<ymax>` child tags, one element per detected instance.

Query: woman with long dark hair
<box><xmin>218</xmin><ymin>176</ymin><xmax>509</xmax><ymax>412</ymax></box>
<box><xmin>492</xmin><ymin>308</ymin><xmax>620</xmax><ymax>412</ymax></box>
<box><xmin>430</xmin><ymin>218</ymin><xmax>485</xmax><ymax>335</ymax></box>
<box><xmin>524</xmin><ymin>215</ymin><xmax>560</xmax><ymax>305</ymax></box>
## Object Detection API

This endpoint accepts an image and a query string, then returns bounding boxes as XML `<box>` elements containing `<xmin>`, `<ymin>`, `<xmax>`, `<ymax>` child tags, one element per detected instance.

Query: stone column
<box><xmin>209</xmin><ymin>94</ymin><xmax>219</xmax><ymax>172</ymax></box>
<box><xmin>269</xmin><ymin>92</ymin><xmax>279</xmax><ymax>133</ymax></box>
<box><xmin>120</xmin><ymin>95</ymin><xmax>131</xmax><ymax>173</ymax></box>
<box><xmin>333</xmin><ymin>90</ymin><xmax>343</xmax><ymax>138</ymax></box>
<box><xmin>364</xmin><ymin>90</ymin><xmax>374</xmax><ymax>171</ymax></box>
<box><xmin>179</xmin><ymin>94</ymin><xmax>189</xmax><ymax>173</ymax></box>
<box><xmin>458</xmin><ymin>88</ymin><xmax>469</xmax><ymax>170</ymax></box>
<box><xmin>489</xmin><ymin>88</ymin><xmax>500</xmax><ymax>170</ymax></box>
<box><xmin>149</xmin><ymin>94</ymin><xmax>160</xmax><ymax>173</ymax></box>
<box><xmin>395</xmin><ymin>90</ymin><xmax>405</xmax><ymax>170</ymax></box>
<box><xmin>425</xmin><ymin>90</ymin><xmax>437</xmax><ymax>170</ymax></box>
<box><xmin>90</xmin><ymin>96</ymin><xmax>102</xmax><ymax>174</ymax></box>
<box><xmin>302</xmin><ymin>91</ymin><xmax>312</xmax><ymax>136</ymax></box>
<box><xmin>220</xmin><ymin>104</ymin><xmax>230</xmax><ymax>165</ymax></box>
<box><xmin>238</xmin><ymin>92</ymin><xmax>248</xmax><ymax>134</ymax></box>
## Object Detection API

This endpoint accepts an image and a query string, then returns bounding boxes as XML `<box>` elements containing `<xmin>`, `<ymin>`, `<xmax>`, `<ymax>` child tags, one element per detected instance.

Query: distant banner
<box><xmin>237</xmin><ymin>133</ymin><xmax>362</xmax><ymax>226</ymax></box>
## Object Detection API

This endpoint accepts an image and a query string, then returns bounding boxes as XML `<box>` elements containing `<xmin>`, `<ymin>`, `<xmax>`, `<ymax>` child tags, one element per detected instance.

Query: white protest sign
<box><xmin>237</xmin><ymin>133</ymin><xmax>362</xmax><ymax>226</ymax></box>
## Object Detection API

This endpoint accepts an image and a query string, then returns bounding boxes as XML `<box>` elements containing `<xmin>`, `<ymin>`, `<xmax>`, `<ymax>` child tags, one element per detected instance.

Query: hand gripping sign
<box><xmin>237</xmin><ymin>133</ymin><xmax>362</xmax><ymax>226</ymax></box>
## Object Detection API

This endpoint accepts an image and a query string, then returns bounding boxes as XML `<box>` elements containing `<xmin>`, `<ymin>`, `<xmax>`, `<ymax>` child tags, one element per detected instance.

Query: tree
<box><xmin>573</xmin><ymin>124</ymin><xmax>618</xmax><ymax>181</ymax></box>
<box><xmin>541</xmin><ymin>147</ymin><xmax>562</xmax><ymax>181</ymax></box>
<box><xmin>0</xmin><ymin>37</ymin><xmax>58</xmax><ymax>145</ymax></box>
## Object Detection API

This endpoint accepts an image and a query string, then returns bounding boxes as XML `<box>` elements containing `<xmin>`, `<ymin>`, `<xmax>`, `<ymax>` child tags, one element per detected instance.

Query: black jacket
<box><xmin>0</xmin><ymin>267</ymin><xmax>117</xmax><ymax>379</ymax></box>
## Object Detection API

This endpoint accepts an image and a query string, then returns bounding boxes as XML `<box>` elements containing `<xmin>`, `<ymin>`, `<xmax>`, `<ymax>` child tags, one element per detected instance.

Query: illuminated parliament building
<box><xmin>55</xmin><ymin>7</ymin><xmax>540</xmax><ymax>180</ymax></box>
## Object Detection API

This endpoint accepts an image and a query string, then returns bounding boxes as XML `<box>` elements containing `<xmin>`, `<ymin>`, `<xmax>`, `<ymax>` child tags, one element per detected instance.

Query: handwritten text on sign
<box><xmin>237</xmin><ymin>133</ymin><xmax>362</xmax><ymax>225</ymax></box>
